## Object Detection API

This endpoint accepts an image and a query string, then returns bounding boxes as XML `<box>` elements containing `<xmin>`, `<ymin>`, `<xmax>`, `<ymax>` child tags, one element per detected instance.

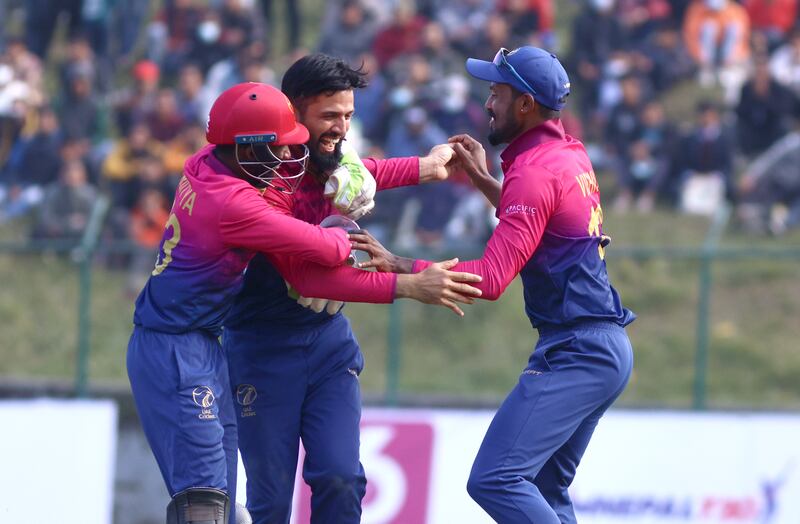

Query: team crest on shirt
<box><xmin>192</xmin><ymin>386</ymin><xmax>217</xmax><ymax>420</ymax></box>
<box><xmin>236</xmin><ymin>384</ymin><xmax>258</xmax><ymax>418</ymax></box>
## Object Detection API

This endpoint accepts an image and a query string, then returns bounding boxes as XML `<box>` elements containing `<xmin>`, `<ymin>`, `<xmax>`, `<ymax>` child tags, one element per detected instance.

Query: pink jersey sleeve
<box><xmin>364</xmin><ymin>157</ymin><xmax>419</xmax><ymax>190</ymax></box>
<box><xmin>413</xmin><ymin>166</ymin><xmax>561</xmax><ymax>300</ymax></box>
<box><xmin>269</xmin><ymin>252</ymin><xmax>398</xmax><ymax>303</ymax></box>
<box><xmin>219</xmin><ymin>185</ymin><xmax>351</xmax><ymax>267</ymax></box>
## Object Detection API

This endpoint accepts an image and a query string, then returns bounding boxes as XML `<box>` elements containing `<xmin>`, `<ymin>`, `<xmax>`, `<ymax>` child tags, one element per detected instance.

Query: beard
<box><xmin>487</xmin><ymin>107</ymin><xmax>522</xmax><ymax>146</ymax></box>
<box><xmin>308</xmin><ymin>135</ymin><xmax>344</xmax><ymax>176</ymax></box>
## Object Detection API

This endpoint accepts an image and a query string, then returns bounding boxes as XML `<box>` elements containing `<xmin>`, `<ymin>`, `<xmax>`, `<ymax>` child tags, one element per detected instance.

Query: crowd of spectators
<box><xmin>2</xmin><ymin>0</ymin><xmax>800</xmax><ymax>287</ymax></box>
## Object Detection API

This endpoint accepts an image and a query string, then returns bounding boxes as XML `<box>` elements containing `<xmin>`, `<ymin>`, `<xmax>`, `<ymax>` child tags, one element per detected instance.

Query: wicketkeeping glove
<box><xmin>324</xmin><ymin>141</ymin><xmax>376</xmax><ymax>221</ymax></box>
<box><xmin>285</xmin><ymin>281</ymin><xmax>344</xmax><ymax>315</ymax></box>
<box><xmin>297</xmin><ymin>296</ymin><xmax>345</xmax><ymax>315</ymax></box>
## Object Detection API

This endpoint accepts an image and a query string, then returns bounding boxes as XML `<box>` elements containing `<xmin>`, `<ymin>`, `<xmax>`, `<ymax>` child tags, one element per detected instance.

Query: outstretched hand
<box><xmin>401</xmin><ymin>258</ymin><xmax>483</xmax><ymax>316</ymax></box>
<box><xmin>348</xmin><ymin>230</ymin><xmax>412</xmax><ymax>273</ymax></box>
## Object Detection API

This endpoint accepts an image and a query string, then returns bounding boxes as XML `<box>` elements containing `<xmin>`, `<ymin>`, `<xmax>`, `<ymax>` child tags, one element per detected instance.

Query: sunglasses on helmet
<box><xmin>493</xmin><ymin>48</ymin><xmax>538</xmax><ymax>96</ymax></box>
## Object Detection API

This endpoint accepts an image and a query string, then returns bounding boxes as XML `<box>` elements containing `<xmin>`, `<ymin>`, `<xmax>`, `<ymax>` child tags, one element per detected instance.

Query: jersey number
<box><xmin>588</xmin><ymin>204</ymin><xmax>606</xmax><ymax>260</ymax></box>
<box><xmin>152</xmin><ymin>213</ymin><xmax>182</xmax><ymax>276</ymax></box>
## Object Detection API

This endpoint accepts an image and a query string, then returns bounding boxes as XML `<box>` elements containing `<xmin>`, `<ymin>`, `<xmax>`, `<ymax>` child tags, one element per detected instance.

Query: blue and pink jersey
<box><xmin>414</xmin><ymin>120</ymin><xmax>635</xmax><ymax>328</ymax></box>
<box><xmin>133</xmin><ymin>144</ymin><xmax>353</xmax><ymax>334</ymax></box>
<box><xmin>225</xmin><ymin>156</ymin><xmax>420</xmax><ymax>329</ymax></box>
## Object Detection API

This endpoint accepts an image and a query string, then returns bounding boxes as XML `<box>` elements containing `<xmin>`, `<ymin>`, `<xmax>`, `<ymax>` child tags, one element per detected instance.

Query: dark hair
<box><xmin>281</xmin><ymin>53</ymin><xmax>368</xmax><ymax>104</ymax></box>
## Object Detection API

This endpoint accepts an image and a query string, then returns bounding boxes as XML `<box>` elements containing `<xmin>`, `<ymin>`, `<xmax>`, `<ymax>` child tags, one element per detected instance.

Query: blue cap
<box><xmin>465</xmin><ymin>46</ymin><xmax>571</xmax><ymax>111</ymax></box>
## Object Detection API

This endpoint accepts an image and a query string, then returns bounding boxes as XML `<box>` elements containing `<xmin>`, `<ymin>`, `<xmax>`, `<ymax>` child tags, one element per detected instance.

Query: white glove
<box><xmin>296</xmin><ymin>296</ymin><xmax>345</xmax><ymax>315</ymax></box>
<box><xmin>287</xmin><ymin>280</ymin><xmax>344</xmax><ymax>315</ymax></box>
<box><xmin>324</xmin><ymin>141</ymin><xmax>376</xmax><ymax>221</ymax></box>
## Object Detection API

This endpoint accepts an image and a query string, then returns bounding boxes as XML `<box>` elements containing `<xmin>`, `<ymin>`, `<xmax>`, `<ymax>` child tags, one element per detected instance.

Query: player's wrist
<box><xmin>418</xmin><ymin>155</ymin><xmax>442</xmax><ymax>183</ymax></box>
<box><xmin>394</xmin><ymin>274</ymin><xmax>412</xmax><ymax>299</ymax></box>
<box><xmin>390</xmin><ymin>256</ymin><xmax>414</xmax><ymax>274</ymax></box>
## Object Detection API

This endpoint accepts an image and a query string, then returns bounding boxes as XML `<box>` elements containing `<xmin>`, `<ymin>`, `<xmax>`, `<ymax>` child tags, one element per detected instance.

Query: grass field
<box><xmin>2</xmin><ymin>211</ymin><xmax>799</xmax><ymax>410</ymax></box>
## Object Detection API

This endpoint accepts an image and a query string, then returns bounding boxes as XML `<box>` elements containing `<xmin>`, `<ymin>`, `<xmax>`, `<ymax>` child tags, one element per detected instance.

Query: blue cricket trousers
<box><xmin>467</xmin><ymin>321</ymin><xmax>633</xmax><ymax>524</ymax></box>
<box><xmin>127</xmin><ymin>326</ymin><xmax>238</xmax><ymax>524</ymax></box>
<box><xmin>223</xmin><ymin>314</ymin><xmax>366</xmax><ymax>524</ymax></box>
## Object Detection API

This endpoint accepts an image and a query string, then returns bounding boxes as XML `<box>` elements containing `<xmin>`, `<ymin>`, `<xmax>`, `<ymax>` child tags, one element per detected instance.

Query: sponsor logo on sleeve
<box><xmin>503</xmin><ymin>203</ymin><xmax>537</xmax><ymax>216</ymax></box>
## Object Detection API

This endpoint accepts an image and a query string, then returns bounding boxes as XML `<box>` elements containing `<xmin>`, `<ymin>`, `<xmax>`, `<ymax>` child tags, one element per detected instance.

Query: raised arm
<box><xmin>449</xmin><ymin>134</ymin><xmax>502</xmax><ymax>208</ymax></box>
<box><xmin>412</xmin><ymin>166</ymin><xmax>559</xmax><ymax>300</ymax></box>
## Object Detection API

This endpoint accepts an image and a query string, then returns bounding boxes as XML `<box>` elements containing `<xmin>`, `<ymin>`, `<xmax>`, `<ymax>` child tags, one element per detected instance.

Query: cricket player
<box><xmin>351</xmin><ymin>46</ymin><xmax>636</xmax><ymax>523</ymax></box>
<box><xmin>127</xmin><ymin>82</ymin><xmax>480</xmax><ymax>524</ymax></box>
<box><xmin>222</xmin><ymin>54</ymin><xmax>465</xmax><ymax>524</ymax></box>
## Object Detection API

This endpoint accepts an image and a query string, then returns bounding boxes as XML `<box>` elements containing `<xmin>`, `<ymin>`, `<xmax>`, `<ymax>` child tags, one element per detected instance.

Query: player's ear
<box><xmin>519</xmin><ymin>93</ymin><xmax>535</xmax><ymax>114</ymax></box>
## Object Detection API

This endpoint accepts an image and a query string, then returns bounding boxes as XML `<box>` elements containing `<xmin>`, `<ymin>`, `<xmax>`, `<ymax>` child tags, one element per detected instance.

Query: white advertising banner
<box><xmin>0</xmin><ymin>399</ymin><xmax>118</xmax><ymax>524</ymax></box>
<box><xmin>235</xmin><ymin>408</ymin><xmax>800</xmax><ymax>524</ymax></box>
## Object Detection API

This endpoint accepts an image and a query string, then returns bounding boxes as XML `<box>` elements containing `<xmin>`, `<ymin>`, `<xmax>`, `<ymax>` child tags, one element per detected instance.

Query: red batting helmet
<box><xmin>206</xmin><ymin>82</ymin><xmax>309</xmax><ymax>146</ymax></box>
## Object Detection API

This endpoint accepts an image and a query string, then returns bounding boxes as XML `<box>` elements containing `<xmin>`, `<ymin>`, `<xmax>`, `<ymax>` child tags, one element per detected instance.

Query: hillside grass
<box><xmin>2</xmin><ymin>211</ymin><xmax>799</xmax><ymax>410</ymax></box>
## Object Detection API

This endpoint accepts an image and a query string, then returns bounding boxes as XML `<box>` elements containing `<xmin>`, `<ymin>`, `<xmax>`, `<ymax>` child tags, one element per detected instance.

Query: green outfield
<box><xmin>2</xmin><ymin>211</ymin><xmax>799</xmax><ymax>409</ymax></box>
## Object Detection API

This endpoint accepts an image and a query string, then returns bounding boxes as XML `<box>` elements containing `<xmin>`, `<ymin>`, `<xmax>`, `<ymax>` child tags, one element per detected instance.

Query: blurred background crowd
<box><xmin>2</xmin><ymin>0</ymin><xmax>800</xmax><ymax>294</ymax></box>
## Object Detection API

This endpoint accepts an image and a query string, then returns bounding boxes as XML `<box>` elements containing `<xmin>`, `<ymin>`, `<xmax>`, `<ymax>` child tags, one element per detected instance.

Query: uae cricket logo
<box><xmin>192</xmin><ymin>386</ymin><xmax>217</xmax><ymax>420</ymax></box>
<box><xmin>236</xmin><ymin>384</ymin><xmax>258</xmax><ymax>418</ymax></box>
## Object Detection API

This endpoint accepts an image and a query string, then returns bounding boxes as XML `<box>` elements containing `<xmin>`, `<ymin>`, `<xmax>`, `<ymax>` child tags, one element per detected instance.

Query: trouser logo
<box><xmin>192</xmin><ymin>386</ymin><xmax>217</xmax><ymax>420</ymax></box>
<box><xmin>236</xmin><ymin>384</ymin><xmax>258</xmax><ymax>417</ymax></box>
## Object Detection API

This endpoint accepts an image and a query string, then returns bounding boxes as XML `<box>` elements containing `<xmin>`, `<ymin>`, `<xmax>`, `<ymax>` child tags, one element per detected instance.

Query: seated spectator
<box><xmin>743</xmin><ymin>0</ymin><xmax>797</xmax><ymax>52</ymax></box>
<box><xmin>496</xmin><ymin>0</ymin><xmax>556</xmax><ymax>49</ymax></box>
<box><xmin>683</xmin><ymin>0</ymin><xmax>751</xmax><ymax>103</ymax></box>
<box><xmin>353</xmin><ymin>52</ymin><xmax>389</xmax><ymax>143</ymax></box>
<box><xmin>372</xmin><ymin>0</ymin><xmax>427</xmax><ymax>68</ymax></box>
<box><xmin>202</xmin><ymin>40</ymin><xmax>272</xmax><ymax>116</ymax></box>
<box><xmin>769</xmin><ymin>28</ymin><xmax>800</xmax><ymax>97</ymax></box>
<box><xmin>136</xmin><ymin>154</ymin><xmax>175</xmax><ymax>200</ymax></box>
<box><xmin>59</xmin><ymin>34</ymin><xmax>103</xmax><ymax>99</ymax></box>
<box><xmin>101</xmin><ymin>123</ymin><xmax>163</xmax><ymax>210</ymax></box>
<box><xmin>435</xmin><ymin>0</ymin><xmax>493</xmax><ymax>56</ymax></box>
<box><xmin>737</xmin><ymin>128</ymin><xmax>800</xmax><ymax>234</ymax></box>
<box><xmin>569</xmin><ymin>0</ymin><xmax>627</xmax><ymax>134</ymax></box>
<box><xmin>613</xmin><ymin>139</ymin><xmax>663</xmax><ymax>212</ymax></box>
<box><xmin>0</xmin><ymin>63</ymin><xmax>33</xmax><ymax>170</ymax></box>
<box><xmin>636</xmin><ymin>22</ymin><xmax>696</xmax><ymax>92</ymax></box>
<box><xmin>318</xmin><ymin>0</ymin><xmax>379</xmax><ymax>65</ymax></box>
<box><xmin>187</xmin><ymin>10</ymin><xmax>240</xmax><ymax>73</ymax></box>
<box><xmin>674</xmin><ymin>101</ymin><xmax>736</xmax><ymax>214</ymax></box>
<box><xmin>31</xmin><ymin>160</ymin><xmax>97</xmax><ymax>241</ymax></box>
<box><xmin>460</xmin><ymin>12</ymin><xmax>511</xmax><ymax>65</ymax></box>
<box><xmin>384</xmin><ymin>106</ymin><xmax>453</xmax><ymax>247</ymax></box>
<box><xmin>145</xmin><ymin>88</ymin><xmax>186</xmax><ymax>142</ymax></box>
<box><xmin>615</xmin><ymin>0</ymin><xmax>672</xmax><ymax>44</ymax></box>
<box><xmin>59</xmin><ymin>68</ymin><xmax>100</xmax><ymax>145</ymax></box>
<box><xmin>146</xmin><ymin>0</ymin><xmax>207</xmax><ymax>76</ymax></box>
<box><xmin>175</xmin><ymin>63</ymin><xmax>206</xmax><ymax>125</ymax></box>
<box><xmin>0</xmin><ymin>106</ymin><xmax>62</xmax><ymax>222</ymax></box>
<box><xmin>385</xmin><ymin>106</ymin><xmax>447</xmax><ymax>158</ymax></box>
<box><xmin>735</xmin><ymin>56</ymin><xmax>797</xmax><ymax>158</ymax></box>
<box><xmin>110</xmin><ymin>60</ymin><xmax>160</xmax><ymax>137</ymax></box>
<box><xmin>420</xmin><ymin>20</ymin><xmax>461</xmax><ymax>76</ymax></box>
<box><xmin>163</xmin><ymin>122</ymin><xmax>207</xmax><ymax>179</ymax></box>
<box><xmin>613</xmin><ymin>100</ymin><xmax>677</xmax><ymax>211</ymax></box>
<box><xmin>605</xmin><ymin>74</ymin><xmax>647</xmax><ymax>182</ymax></box>
<box><xmin>127</xmin><ymin>188</ymin><xmax>170</xmax><ymax>295</ymax></box>
<box><xmin>2</xmin><ymin>38</ymin><xmax>44</xmax><ymax>104</ymax></box>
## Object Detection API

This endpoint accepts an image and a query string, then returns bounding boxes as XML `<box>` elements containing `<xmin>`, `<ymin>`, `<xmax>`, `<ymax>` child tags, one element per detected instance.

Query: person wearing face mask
<box><xmin>675</xmin><ymin>100</ymin><xmax>736</xmax><ymax>214</ymax></box>
<box><xmin>683</xmin><ymin>0</ymin><xmax>751</xmax><ymax>100</ymax></box>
